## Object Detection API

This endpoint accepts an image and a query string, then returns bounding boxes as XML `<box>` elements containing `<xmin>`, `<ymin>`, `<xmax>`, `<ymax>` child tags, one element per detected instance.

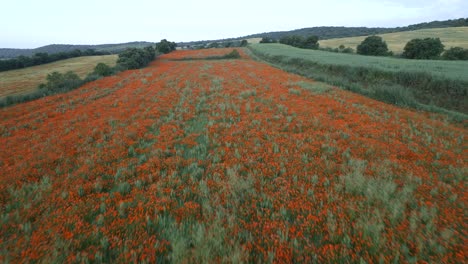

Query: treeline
<box><xmin>0</xmin><ymin>42</ymin><xmax>155</xmax><ymax>59</ymax></box>
<box><xmin>278</xmin><ymin>35</ymin><xmax>319</xmax><ymax>49</ymax></box>
<box><xmin>187</xmin><ymin>39</ymin><xmax>248</xmax><ymax>50</ymax></box>
<box><xmin>355</xmin><ymin>35</ymin><xmax>468</xmax><ymax>60</ymax></box>
<box><xmin>1</xmin><ymin>40</ymin><xmax>177</xmax><ymax>107</ymax></box>
<box><xmin>0</xmin><ymin>49</ymin><xmax>110</xmax><ymax>72</ymax></box>
<box><xmin>246</xmin><ymin>18</ymin><xmax>468</xmax><ymax>41</ymax></box>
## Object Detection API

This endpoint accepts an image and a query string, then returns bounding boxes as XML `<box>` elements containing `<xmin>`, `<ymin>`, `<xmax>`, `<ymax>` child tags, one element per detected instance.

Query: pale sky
<box><xmin>1</xmin><ymin>0</ymin><xmax>466</xmax><ymax>48</ymax></box>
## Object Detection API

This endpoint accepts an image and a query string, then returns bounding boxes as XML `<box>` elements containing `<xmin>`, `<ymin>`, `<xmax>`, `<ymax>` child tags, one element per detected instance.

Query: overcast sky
<box><xmin>1</xmin><ymin>0</ymin><xmax>466</xmax><ymax>48</ymax></box>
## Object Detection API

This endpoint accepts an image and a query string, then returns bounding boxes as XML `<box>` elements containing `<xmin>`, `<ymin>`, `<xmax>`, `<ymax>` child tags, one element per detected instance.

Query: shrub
<box><xmin>279</xmin><ymin>35</ymin><xmax>319</xmax><ymax>49</ymax></box>
<box><xmin>223</xmin><ymin>49</ymin><xmax>241</xmax><ymax>59</ymax></box>
<box><xmin>93</xmin><ymin>63</ymin><xmax>113</xmax><ymax>76</ymax></box>
<box><xmin>403</xmin><ymin>38</ymin><xmax>444</xmax><ymax>59</ymax></box>
<box><xmin>39</xmin><ymin>71</ymin><xmax>83</xmax><ymax>92</ymax></box>
<box><xmin>357</xmin><ymin>36</ymin><xmax>391</xmax><ymax>56</ymax></box>
<box><xmin>259</xmin><ymin>37</ymin><xmax>276</xmax><ymax>44</ymax></box>
<box><xmin>442</xmin><ymin>47</ymin><xmax>468</xmax><ymax>60</ymax></box>
<box><xmin>117</xmin><ymin>46</ymin><xmax>155</xmax><ymax>70</ymax></box>
<box><xmin>156</xmin><ymin>39</ymin><xmax>177</xmax><ymax>54</ymax></box>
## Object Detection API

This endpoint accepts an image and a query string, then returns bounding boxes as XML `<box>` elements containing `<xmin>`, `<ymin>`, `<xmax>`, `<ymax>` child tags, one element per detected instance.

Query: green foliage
<box><xmin>280</xmin><ymin>35</ymin><xmax>319</xmax><ymax>49</ymax></box>
<box><xmin>240</xmin><ymin>40</ymin><xmax>248</xmax><ymax>47</ymax></box>
<box><xmin>222</xmin><ymin>49</ymin><xmax>241</xmax><ymax>59</ymax></box>
<box><xmin>303</xmin><ymin>35</ymin><xmax>320</xmax><ymax>49</ymax></box>
<box><xmin>442</xmin><ymin>47</ymin><xmax>468</xmax><ymax>60</ymax></box>
<box><xmin>259</xmin><ymin>37</ymin><xmax>276</xmax><ymax>43</ymax></box>
<box><xmin>357</xmin><ymin>36</ymin><xmax>391</xmax><ymax>56</ymax></box>
<box><xmin>117</xmin><ymin>46</ymin><xmax>155</xmax><ymax>70</ymax></box>
<box><xmin>39</xmin><ymin>71</ymin><xmax>82</xmax><ymax>92</ymax></box>
<box><xmin>0</xmin><ymin>49</ymin><xmax>109</xmax><ymax>72</ymax></box>
<box><xmin>241</xmin><ymin>18</ymin><xmax>468</xmax><ymax>43</ymax></box>
<box><xmin>93</xmin><ymin>63</ymin><xmax>113</xmax><ymax>76</ymax></box>
<box><xmin>403</xmin><ymin>38</ymin><xmax>445</xmax><ymax>59</ymax></box>
<box><xmin>156</xmin><ymin>39</ymin><xmax>177</xmax><ymax>54</ymax></box>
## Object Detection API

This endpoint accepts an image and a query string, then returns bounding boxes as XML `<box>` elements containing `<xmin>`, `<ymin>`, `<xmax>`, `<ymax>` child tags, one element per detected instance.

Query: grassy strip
<box><xmin>247</xmin><ymin>45</ymin><xmax>468</xmax><ymax>123</ymax></box>
<box><xmin>171</xmin><ymin>50</ymin><xmax>241</xmax><ymax>61</ymax></box>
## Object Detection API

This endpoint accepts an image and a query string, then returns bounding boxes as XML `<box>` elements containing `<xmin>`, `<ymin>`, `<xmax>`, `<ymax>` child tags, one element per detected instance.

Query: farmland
<box><xmin>0</xmin><ymin>55</ymin><xmax>117</xmax><ymax>98</ymax></box>
<box><xmin>248</xmin><ymin>44</ymin><xmax>468</xmax><ymax>117</ymax></box>
<box><xmin>1</xmin><ymin>48</ymin><xmax>467</xmax><ymax>263</ymax></box>
<box><xmin>319</xmin><ymin>26</ymin><xmax>468</xmax><ymax>54</ymax></box>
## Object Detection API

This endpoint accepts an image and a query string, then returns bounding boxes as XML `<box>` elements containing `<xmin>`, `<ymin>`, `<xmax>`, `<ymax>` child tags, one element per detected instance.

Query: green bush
<box><xmin>39</xmin><ymin>71</ymin><xmax>83</xmax><ymax>92</ymax></box>
<box><xmin>403</xmin><ymin>38</ymin><xmax>444</xmax><ymax>59</ymax></box>
<box><xmin>117</xmin><ymin>46</ymin><xmax>155</xmax><ymax>70</ymax></box>
<box><xmin>156</xmin><ymin>39</ymin><xmax>177</xmax><ymax>54</ymax></box>
<box><xmin>93</xmin><ymin>63</ymin><xmax>113</xmax><ymax>76</ymax></box>
<box><xmin>357</xmin><ymin>36</ymin><xmax>391</xmax><ymax>56</ymax></box>
<box><xmin>279</xmin><ymin>35</ymin><xmax>319</xmax><ymax>49</ymax></box>
<box><xmin>259</xmin><ymin>37</ymin><xmax>276</xmax><ymax>44</ymax></box>
<box><xmin>442</xmin><ymin>47</ymin><xmax>468</xmax><ymax>60</ymax></box>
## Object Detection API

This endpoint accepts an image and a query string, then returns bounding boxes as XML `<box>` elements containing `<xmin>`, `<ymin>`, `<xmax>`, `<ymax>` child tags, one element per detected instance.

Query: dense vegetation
<box><xmin>279</xmin><ymin>35</ymin><xmax>319</xmax><ymax>49</ymax></box>
<box><xmin>248</xmin><ymin>44</ymin><xmax>468</xmax><ymax>121</ymax></box>
<box><xmin>116</xmin><ymin>46</ymin><xmax>156</xmax><ymax>70</ymax></box>
<box><xmin>0</xmin><ymin>44</ymin><xmax>163</xmax><ymax>108</ymax></box>
<box><xmin>156</xmin><ymin>39</ymin><xmax>177</xmax><ymax>54</ymax></box>
<box><xmin>176</xmin><ymin>18</ymin><xmax>468</xmax><ymax>49</ymax></box>
<box><xmin>0</xmin><ymin>42</ymin><xmax>154</xmax><ymax>59</ymax></box>
<box><xmin>442</xmin><ymin>47</ymin><xmax>468</xmax><ymax>60</ymax></box>
<box><xmin>0</xmin><ymin>49</ymin><xmax>109</xmax><ymax>72</ymax></box>
<box><xmin>246</xmin><ymin>18</ymin><xmax>468</xmax><ymax>41</ymax></box>
<box><xmin>402</xmin><ymin>38</ymin><xmax>445</xmax><ymax>59</ymax></box>
<box><xmin>356</xmin><ymin>36</ymin><xmax>391</xmax><ymax>56</ymax></box>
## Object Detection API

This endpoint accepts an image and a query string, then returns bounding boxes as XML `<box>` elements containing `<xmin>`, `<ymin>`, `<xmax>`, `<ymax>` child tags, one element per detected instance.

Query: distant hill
<box><xmin>179</xmin><ymin>18</ymin><xmax>468</xmax><ymax>47</ymax></box>
<box><xmin>319</xmin><ymin>27</ymin><xmax>468</xmax><ymax>54</ymax></box>
<box><xmin>2</xmin><ymin>18</ymin><xmax>466</xmax><ymax>58</ymax></box>
<box><xmin>0</xmin><ymin>42</ymin><xmax>154</xmax><ymax>59</ymax></box>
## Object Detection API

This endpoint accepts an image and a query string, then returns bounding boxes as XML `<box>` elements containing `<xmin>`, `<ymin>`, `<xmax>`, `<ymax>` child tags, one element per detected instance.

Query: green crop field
<box><xmin>0</xmin><ymin>55</ymin><xmax>117</xmax><ymax>98</ymax></box>
<box><xmin>319</xmin><ymin>27</ymin><xmax>468</xmax><ymax>54</ymax></box>
<box><xmin>250</xmin><ymin>43</ymin><xmax>468</xmax><ymax>81</ymax></box>
<box><xmin>248</xmin><ymin>44</ymin><xmax>468</xmax><ymax>119</ymax></box>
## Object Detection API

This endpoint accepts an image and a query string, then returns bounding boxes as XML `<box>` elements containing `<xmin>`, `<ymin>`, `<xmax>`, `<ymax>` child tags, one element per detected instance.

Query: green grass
<box><xmin>0</xmin><ymin>55</ymin><xmax>118</xmax><ymax>98</ymax></box>
<box><xmin>248</xmin><ymin>44</ymin><xmax>468</xmax><ymax>121</ymax></box>
<box><xmin>320</xmin><ymin>27</ymin><xmax>468</xmax><ymax>54</ymax></box>
<box><xmin>251</xmin><ymin>44</ymin><xmax>468</xmax><ymax>81</ymax></box>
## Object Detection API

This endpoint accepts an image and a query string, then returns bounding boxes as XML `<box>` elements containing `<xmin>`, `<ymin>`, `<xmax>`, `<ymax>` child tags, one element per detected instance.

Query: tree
<box><xmin>93</xmin><ymin>63</ymin><xmax>113</xmax><ymax>76</ymax></box>
<box><xmin>402</xmin><ymin>38</ymin><xmax>444</xmax><ymax>59</ymax></box>
<box><xmin>208</xmin><ymin>42</ymin><xmax>220</xmax><ymax>49</ymax></box>
<box><xmin>40</xmin><ymin>71</ymin><xmax>82</xmax><ymax>91</ymax></box>
<box><xmin>357</xmin><ymin>36</ymin><xmax>391</xmax><ymax>56</ymax></box>
<box><xmin>303</xmin><ymin>36</ymin><xmax>319</xmax><ymax>49</ymax></box>
<box><xmin>280</xmin><ymin>35</ymin><xmax>305</xmax><ymax>48</ymax></box>
<box><xmin>240</xmin><ymin>40</ymin><xmax>248</xmax><ymax>47</ymax></box>
<box><xmin>156</xmin><ymin>39</ymin><xmax>177</xmax><ymax>54</ymax></box>
<box><xmin>442</xmin><ymin>47</ymin><xmax>468</xmax><ymax>60</ymax></box>
<box><xmin>259</xmin><ymin>37</ymin><xmax>276</xmax><ymax>43</ymax></box>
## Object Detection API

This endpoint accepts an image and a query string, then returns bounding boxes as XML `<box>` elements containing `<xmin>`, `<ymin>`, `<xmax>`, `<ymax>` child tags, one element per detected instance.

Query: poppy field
<box><xmin>0</xmin><ymin>48</ymin><xmax>466</xmax><ymax>263</ymax></box>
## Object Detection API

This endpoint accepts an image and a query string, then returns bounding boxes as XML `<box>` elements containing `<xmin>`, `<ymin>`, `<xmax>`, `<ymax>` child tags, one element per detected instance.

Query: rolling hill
<box><xmin>319</xmin><ymin>27</ymin><xmax>468</xmax><ymax>53</ymax></box>
<box><xmin>2</xmin><ymin>18</ymin><xmax>466</xmax><ymax>58</ymax></box>
<box><xmin>0</xmin><ymin>55</ymin><xmax>117</xmax><ymax>98</ymax></box>
<box><xmin>0</xmin><ymin>42</ymin><xmax>153</xmax><ymax>59</ymax></box>
<box><xmin>178</xmin><ymin>18</ymin><xmax>468</xmax><ymax>47</ymax></box>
